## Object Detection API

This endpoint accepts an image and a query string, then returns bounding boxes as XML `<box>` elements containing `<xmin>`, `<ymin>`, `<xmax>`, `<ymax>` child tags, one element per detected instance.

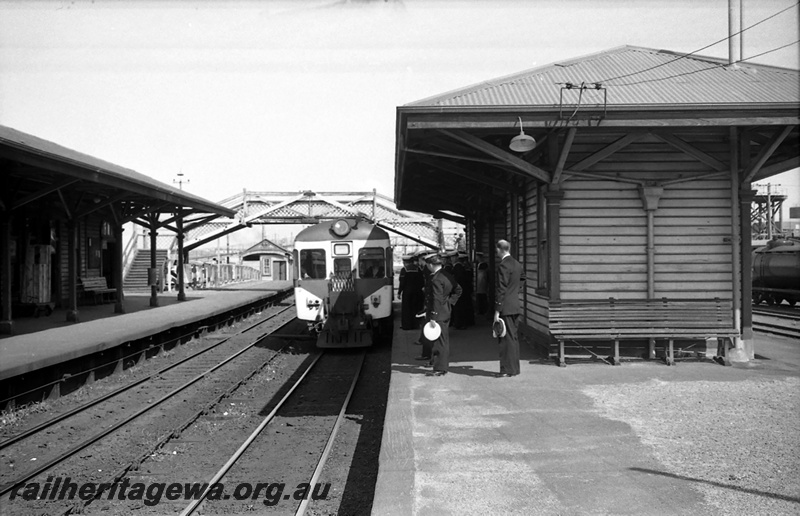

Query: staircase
<box><xmin>124</xmin><ymin>249</ymin><xmax>168</xmax><ymax>291</ymax></box>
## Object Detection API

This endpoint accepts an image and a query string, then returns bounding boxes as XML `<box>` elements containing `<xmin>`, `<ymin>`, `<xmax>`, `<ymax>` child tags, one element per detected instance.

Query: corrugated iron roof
<box><xmin>0</xmin><ymin>124</ymin><xmax>235</xmax><ymax>216</ymax></box>
<box><xmin>407</xmin><ymin>46</ymin><xmax>800</xmax><ymax>107</ymax></box>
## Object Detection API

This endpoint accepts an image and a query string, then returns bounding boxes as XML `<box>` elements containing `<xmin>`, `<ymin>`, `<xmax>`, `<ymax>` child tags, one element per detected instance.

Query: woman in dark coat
<box><xmin>399</xmin><ymin>256</ymin><xmax>423</xmax><ymax>330</ymax></box>
<box><xmin>452</xmin><ymin>253</ymin><xmax>475</xmax><ymax>329</ymax></box>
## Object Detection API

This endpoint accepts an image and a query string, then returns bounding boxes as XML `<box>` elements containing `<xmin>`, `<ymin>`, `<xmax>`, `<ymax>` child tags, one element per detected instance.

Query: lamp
<box><xmin>509</xmin><ymin>117</ymin><xmax>536</xmax><ymax>152</ymax></box>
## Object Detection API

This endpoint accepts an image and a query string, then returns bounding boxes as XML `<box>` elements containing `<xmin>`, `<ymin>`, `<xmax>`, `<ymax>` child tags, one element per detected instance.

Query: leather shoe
<box><xmin>495</xmin><ymin>373</ymin><xmax>517</xmax><ymax>378</ymax></box>
<box><xmin>414</xmin><ymin>355</ymin><xmax>431</xmax><ymax>361</ymax></box>
<box><xmin>426</xmin><ymin>370</ymin><xmax>447</xmax><ymax>376</ymax></box>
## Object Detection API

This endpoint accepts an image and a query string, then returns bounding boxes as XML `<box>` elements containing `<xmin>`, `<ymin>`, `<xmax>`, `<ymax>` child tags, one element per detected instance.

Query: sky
<box><xmin>1</xmin><ymin>0</ymin><xmax>798</xmax><ymax>241</ymax></box>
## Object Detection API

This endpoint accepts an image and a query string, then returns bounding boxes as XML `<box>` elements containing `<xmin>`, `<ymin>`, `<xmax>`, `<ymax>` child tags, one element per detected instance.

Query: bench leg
<box><xmin>557</xmin><ymin>340</ymin><xmax>566</xmax><ymax>367</ymax></box>
<box><xmin>607</xmin><ymin>340</ymin><xmax>620</xmax><ymax>365</ymax></box>
<box><xmin>714</xmin><ymin>338</ymin><xmax>732</xmax><ymax>366</ymax></box>
<box><xmin>648</xmin><ymin>338</ymin><xmax>656</xmax><ymax>360</ymax></box>
<box><xmin>665</xmin><ymin>339</ymin><xmax>675</xmax><ymax>366</ymax></box>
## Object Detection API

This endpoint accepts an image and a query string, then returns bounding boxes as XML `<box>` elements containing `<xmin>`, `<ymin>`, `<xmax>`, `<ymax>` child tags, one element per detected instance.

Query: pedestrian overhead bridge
<box><xmin>179</xmin><ymin>189</ymin><xmax>445</xmax><ymax>253</ymax></box>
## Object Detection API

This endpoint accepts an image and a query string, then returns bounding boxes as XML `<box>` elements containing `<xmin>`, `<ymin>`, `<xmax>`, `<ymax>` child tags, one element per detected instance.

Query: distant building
<box><xmin>241</xmin><ymin>239</ymin><xmax>292</xmax><ymax>281</ymax></box>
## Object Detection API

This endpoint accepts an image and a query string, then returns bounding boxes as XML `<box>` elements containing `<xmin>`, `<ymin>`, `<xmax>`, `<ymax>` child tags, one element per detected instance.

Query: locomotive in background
<box><xmin>293</xmin><ymin>218</ymin><xmax>394</xmax><ymax>347</ymax></box>
<box><xmin>752</xmin><ymin>237</ymin><xmax>800</xmax><ymax>306</ymax></box>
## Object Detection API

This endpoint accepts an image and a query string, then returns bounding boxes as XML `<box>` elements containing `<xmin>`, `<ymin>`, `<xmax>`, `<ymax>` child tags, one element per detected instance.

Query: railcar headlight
<box><xmin>371</xmin><ymin>294</ymin><xmax>381</xmax><ymax>308</ymax></box>
<box><xmin>307</xmin><ymin>299</ymin><xmax>321</xmax><ymax>308</ymax></box>
<box><xmin>331</xmin><ymin>219</ymin><xmax>350</xmax><ymax>237</ymax></box>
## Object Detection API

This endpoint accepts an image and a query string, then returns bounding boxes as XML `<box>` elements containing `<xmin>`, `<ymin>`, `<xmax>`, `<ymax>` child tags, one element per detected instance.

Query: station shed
<box><xmin>394</xmin><ymin>46</ymin><xmax>799</xmax><ymax>362</ymax></box>
<box><xmin>241</xmin><ymin>238</ymin><xmax>293</xmax><ymax>281</ymax></box>
<box><xmin>0</xmin><ymin>125</ymin><xmax>235</xmax><ymax>334</ymax></box>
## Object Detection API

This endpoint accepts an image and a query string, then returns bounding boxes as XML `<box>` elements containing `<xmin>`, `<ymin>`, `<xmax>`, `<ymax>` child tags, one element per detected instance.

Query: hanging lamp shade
<box><xmin>509</xmin><ymin>117</ymin><xmax>536</xmax><ymax>152</ymax></box>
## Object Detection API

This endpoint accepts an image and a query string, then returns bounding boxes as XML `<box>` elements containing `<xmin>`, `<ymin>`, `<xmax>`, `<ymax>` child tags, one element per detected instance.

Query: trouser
<box><xmin>432</xmin><ymin>319</ymin><xmax>450</xmax><ymax>372</ymax></box>
<box><xmin>419</xmin><ymin>325</ymin><xmax>432</xmax><ymax>359</ymax></box>
<box><xmin>477</xmin><ymin>294</ymin><xmax>488</xmax><ymax>315</ymax></box>
<box><xmin>498</xmin><ymin>314</ymin><xmax>520</xmax><ymax>375</ymax></box>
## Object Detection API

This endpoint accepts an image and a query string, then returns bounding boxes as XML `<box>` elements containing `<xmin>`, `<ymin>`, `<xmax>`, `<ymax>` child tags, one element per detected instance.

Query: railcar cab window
<box><xmin>300</xmin><ymin>249</ymin><xmax>326</xmax><ymax>279</ymax></box>
<box><xmin>359</xmin><ymin>248</ymin><xmax>386</xmax><ymax>279</ymax></box>
<box><xmin>333</xmin><ymin>258</ymin><xmax>352</xmax><ymax>277</ymax></box>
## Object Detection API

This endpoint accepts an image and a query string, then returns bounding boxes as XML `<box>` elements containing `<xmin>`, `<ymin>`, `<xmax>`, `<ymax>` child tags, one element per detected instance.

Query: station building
<box><xmin>394</xmin><ymin>46</ymin><xmax>799</xmax><ymax>361</ymax></box>
<box><xmin>241</xmin><ymin>238</ymin><xmax>293</xmax><ymax>281</ymax></box>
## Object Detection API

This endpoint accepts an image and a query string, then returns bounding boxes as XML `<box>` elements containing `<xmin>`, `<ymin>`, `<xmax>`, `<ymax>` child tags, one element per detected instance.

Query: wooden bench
<box><xmin>80</xmin><ymin>276</ymin><xmax>117</xmax><ymax>304</ymax></box>
<box><xmin>549</xmin><ymin>298</ymin><xmax>739</xmax><ymax>367</ymax></box>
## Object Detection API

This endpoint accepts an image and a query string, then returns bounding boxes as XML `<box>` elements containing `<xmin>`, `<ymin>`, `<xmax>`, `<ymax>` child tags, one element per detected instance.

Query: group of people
<box><xmin>396</xmin><ymin>239</ymin><xmax>524</xmax><ymax>378</ymax></box>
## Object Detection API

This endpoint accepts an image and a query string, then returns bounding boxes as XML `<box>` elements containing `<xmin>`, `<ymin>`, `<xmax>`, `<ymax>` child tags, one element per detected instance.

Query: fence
<box><xmin>165</xmin><ymin>260</ymin><xmax>261</xmax><ymax>291</ymax></box>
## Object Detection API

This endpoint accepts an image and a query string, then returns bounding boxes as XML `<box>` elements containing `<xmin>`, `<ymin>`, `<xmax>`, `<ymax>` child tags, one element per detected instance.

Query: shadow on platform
<box><xmin>392</xmin><ymin>317</ymin><xmax>545</xmax><ymax>378</ymax></box>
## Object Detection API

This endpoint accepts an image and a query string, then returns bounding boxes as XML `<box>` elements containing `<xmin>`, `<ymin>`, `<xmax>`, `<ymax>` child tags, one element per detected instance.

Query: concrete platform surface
<box><xmin>372</xmin><ymin>314</ymin><xmax>800</xmax><ymax>515</ymax></box>
<box><xmin>0</xmin><ymin>280</ymin><xmax>292</xmax><ymax>381</ymax></box>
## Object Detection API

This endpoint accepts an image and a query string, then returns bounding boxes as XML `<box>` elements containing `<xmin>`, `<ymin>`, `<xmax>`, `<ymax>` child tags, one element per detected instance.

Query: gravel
<box><xmin>583</xmin><ymin>376</ymin><xmax>800</xmax><ymax>516</ymax></box>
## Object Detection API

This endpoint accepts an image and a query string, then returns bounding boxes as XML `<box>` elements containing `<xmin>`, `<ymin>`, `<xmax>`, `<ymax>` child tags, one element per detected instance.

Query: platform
<box><xmin>372</xmin><ymin>312</ymin><xmax>800</xmax><ymax>515</ymax></box>
<box><xmin>0</xmin><ymin>280</ymin><xmax>293</xmax><ymax>382</ymax></box>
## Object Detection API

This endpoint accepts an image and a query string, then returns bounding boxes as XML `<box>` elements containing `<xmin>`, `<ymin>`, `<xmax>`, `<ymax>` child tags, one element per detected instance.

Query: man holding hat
<box><xmin>422</xmin><ymin>252</ymin><xmax>461</xmax><ymax>376</ymax></box>
<box><xmin>494</xmin><ymin>239</ymin><xmax>525</xmax><ymax>377</ymax></box>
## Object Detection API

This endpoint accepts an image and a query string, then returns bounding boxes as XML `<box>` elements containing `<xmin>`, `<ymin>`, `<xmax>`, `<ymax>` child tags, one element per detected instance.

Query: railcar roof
<box><xmin>295</xmin><ymin>219</ymin><xmax>390</xmax><ymax>243</ymax></box>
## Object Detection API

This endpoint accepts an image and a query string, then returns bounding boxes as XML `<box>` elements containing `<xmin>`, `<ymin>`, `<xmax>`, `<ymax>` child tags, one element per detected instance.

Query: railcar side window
<box><xmin>300</xmin><ymin>249</ymin><xmax>326</xmax><ymax>279</ymax></box>
<box><xmin>358</xmin><ymin>248</ymin><xmax>386</xmax><ymax>278</ymax></box>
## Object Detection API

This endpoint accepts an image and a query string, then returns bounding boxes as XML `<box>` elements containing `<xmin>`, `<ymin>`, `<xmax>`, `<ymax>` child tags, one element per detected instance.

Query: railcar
<box><xmin>293</xmin><ymin>218</ymin><xmax>394</xmax><ymax>347</ymax></box>
<box><xmin>752</xmin><ymin>238</ymin><xmax>800</xmax><ymax>306</ymax></box>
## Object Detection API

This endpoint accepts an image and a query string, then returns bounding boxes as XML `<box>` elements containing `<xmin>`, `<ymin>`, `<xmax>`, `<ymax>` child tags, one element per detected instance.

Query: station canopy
<box><xmin>0</xmin><ymin>125</ymin><xmax>235</xmax><ymax>221</ymax></box>
<box><xmin>394</xmin><ymin>45</ymin><xmax>800</xmax><ymax>217</ymax></box>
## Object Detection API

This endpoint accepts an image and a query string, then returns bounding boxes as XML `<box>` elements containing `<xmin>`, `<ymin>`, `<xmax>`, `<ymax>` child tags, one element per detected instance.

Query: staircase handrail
<box><xmin>122</xmin><ymin>224</ymin><xmax>140</xmax><ymax>280</ymax></box>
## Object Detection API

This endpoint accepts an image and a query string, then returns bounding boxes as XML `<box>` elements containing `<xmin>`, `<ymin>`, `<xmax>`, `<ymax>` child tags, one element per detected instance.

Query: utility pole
<box><xmin>173</xmin><ymin>172</ymin><xmax>190</xmax><ymax>190</ymax></box>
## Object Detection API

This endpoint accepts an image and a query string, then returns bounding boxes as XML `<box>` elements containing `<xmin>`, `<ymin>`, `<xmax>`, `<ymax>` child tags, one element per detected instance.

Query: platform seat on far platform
<box><xmin>79</xmin><ymin>276</ymin><xmax>117</xmax><ymax>305</ymax></box>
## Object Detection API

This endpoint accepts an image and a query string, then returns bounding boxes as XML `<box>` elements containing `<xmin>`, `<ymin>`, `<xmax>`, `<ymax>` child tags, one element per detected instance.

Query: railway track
<box><xmin>0</xmin><ymin>305</ymin><xmax>301</xmax><ymax>513</ymax></box>
<box><xmin>752</xmin><ymin>305</ymin><xmax>800</xmax><ymax>340</ymax></box>
<box><xmin>179</xmin><ymin>349</ymin><xmax>367</xmax><ymax>516</ymax></box>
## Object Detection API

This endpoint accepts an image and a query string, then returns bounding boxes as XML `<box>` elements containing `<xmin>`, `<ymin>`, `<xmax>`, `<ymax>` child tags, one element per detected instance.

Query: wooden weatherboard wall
<box><xmin>556</xmin><ymin>130</ymin><xmax>735</xmax><ymax>302</ymax></box>
<box><xmin>559</xmin><ymin>178</ymin><xmax>733</xmax><ymax>300</ymax></box>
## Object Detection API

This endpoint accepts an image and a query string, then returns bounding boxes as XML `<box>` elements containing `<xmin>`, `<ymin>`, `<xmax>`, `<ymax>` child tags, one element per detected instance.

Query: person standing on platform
<box><xmin>422</xmin><ymin>253</ymin><xmax>461</xmax><ymax>376</ymax></box>
<box><xmin>475</xmin><ymin>253</ymin><xmax>489</xmax><ymax>317</ymax></box>
<box><xmin>452</xmin><ymin>253</ymin><xmax>474</xmax><ymax>329</ymax></box>
<box><xmin>398</xmin><ymin>255</ymin><xmax>423</xmax><ymax>330</ymax></box>
<box><xmin>493</xmin><ymin>239</ymin><xmax>525</xmax><ymax>377</ymax></box>
<box><xmin>414</xmin><ymin>251</ymin><xmax>434</xmax><ymax>362</ymax></box>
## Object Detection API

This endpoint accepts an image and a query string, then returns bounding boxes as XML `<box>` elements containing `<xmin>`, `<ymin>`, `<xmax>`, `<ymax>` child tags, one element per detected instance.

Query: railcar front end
<box><xmin>294</xmin><ymin>218</ymin><xmax>394</xmax><ymax>348</ymax></box>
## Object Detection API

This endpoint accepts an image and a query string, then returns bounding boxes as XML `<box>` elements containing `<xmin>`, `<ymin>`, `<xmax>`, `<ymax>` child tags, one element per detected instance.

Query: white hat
<box><xmin>492</xmin><ymin>319</ymin><xmax>507</xmax><ymax>338</ymax></box>
<box><xmin>423</xmin><ymin>320</ymin><xmax>441</xmax><ymax>341</ymax></box>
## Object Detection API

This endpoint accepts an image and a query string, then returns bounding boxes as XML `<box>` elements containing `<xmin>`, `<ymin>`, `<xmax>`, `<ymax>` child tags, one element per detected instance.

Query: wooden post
<box><xmin>739</xmin><ymin>187</ymin><xmax>756</xmax><ymax>359</ymax></box>
<box><xmin>114</xmin><ymin>224</ymin><xmax>125</xmax><ymax>314</ymax></box>
<box><xmin>149</xmin><ymin>214</ymin><xmax>159</xmax><ymax>307</ymax></box>
<box><xmin>727</xmin><ymin>126</ymin><xmax>749</xmax><ymax>362</ymax></box>
<box><xmin>66</xmin><ymin>218</ymin><xmax>79</xmax><ymax>322</ymax></box>
<box><xmin>545</xmin><ymin>189</ymin><xmax>565</xmax><ymax>301</ymax></box>
<box><xmin>176</xmin><ymin>210</ymin><xmax>186</xmax><ymax>302</ymax></box>
<box><xmin>0</xmin><ymin>212</ymin><xmax>13</xmax><ymax>334</ymax></box>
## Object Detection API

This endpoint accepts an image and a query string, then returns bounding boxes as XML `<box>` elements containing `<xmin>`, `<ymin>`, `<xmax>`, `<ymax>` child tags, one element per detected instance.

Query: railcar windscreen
<box><xmin>359</xmin><ymin>247</ymin><xmax>386</xmax><ymax>278</ymax></box>
<box><xmin>300</xmin><ymin>249</ymin><xmax>326</xmax><ymax>279</ymax></box>
<box><xmin>334</xmin><ymin>258</ymin><xmax>352</xmax><ymax>277</ymax></box>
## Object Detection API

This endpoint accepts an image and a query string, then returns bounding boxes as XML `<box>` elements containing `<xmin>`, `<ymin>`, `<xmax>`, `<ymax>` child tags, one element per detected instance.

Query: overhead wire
<box><xmin>609</xmin><ymin>39</ymin><xmax>800</xmax><ymax>87</ymax></box>
<box><xmin>589</xmin><ymin>0</ymin><xmax>799</xmax><ymax>85</ymax></box>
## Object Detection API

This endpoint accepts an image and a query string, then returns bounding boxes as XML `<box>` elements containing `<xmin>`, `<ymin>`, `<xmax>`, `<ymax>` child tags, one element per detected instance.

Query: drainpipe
<box><xmin>638</xmin><ymin>185</ymin><xmax>663</xmax><ymax>299</ymax></box>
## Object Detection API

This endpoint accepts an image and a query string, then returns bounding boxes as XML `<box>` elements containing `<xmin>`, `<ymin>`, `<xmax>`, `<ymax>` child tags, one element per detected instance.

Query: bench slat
<box><xmin>550</xmin><ymin>298</ymin><xmax>738</xmax><ymax>367</ymax></box>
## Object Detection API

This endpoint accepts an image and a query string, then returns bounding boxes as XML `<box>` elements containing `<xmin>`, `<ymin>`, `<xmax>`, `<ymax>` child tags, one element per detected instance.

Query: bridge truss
<box><xmin>181</xmin><ymin>190</ymin><xmax>449</xmax><ymax>253</ymax></box>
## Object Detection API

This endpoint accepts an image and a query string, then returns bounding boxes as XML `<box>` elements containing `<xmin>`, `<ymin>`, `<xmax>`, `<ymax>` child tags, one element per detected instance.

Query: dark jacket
<box><xmin>425</xmin><ymin>268</ymin><xmax>462</xmax><ymax>322</ymax></box>
<box><xmin>494</xmin><ymin>255</ymin><xmax>525</xmax><ymax>315</ymax></box>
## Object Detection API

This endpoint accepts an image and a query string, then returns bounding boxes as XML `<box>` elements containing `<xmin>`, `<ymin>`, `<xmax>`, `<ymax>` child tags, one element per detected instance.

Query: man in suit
<box><xmin>494</xmin><ymin>239</ymin><xmax>525</xmax><ymax>377</ymax></box>
<box><xmin>423</xmin><ymin>253</ymin><xmax>462</xmax><ymax>376</ymax></box>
